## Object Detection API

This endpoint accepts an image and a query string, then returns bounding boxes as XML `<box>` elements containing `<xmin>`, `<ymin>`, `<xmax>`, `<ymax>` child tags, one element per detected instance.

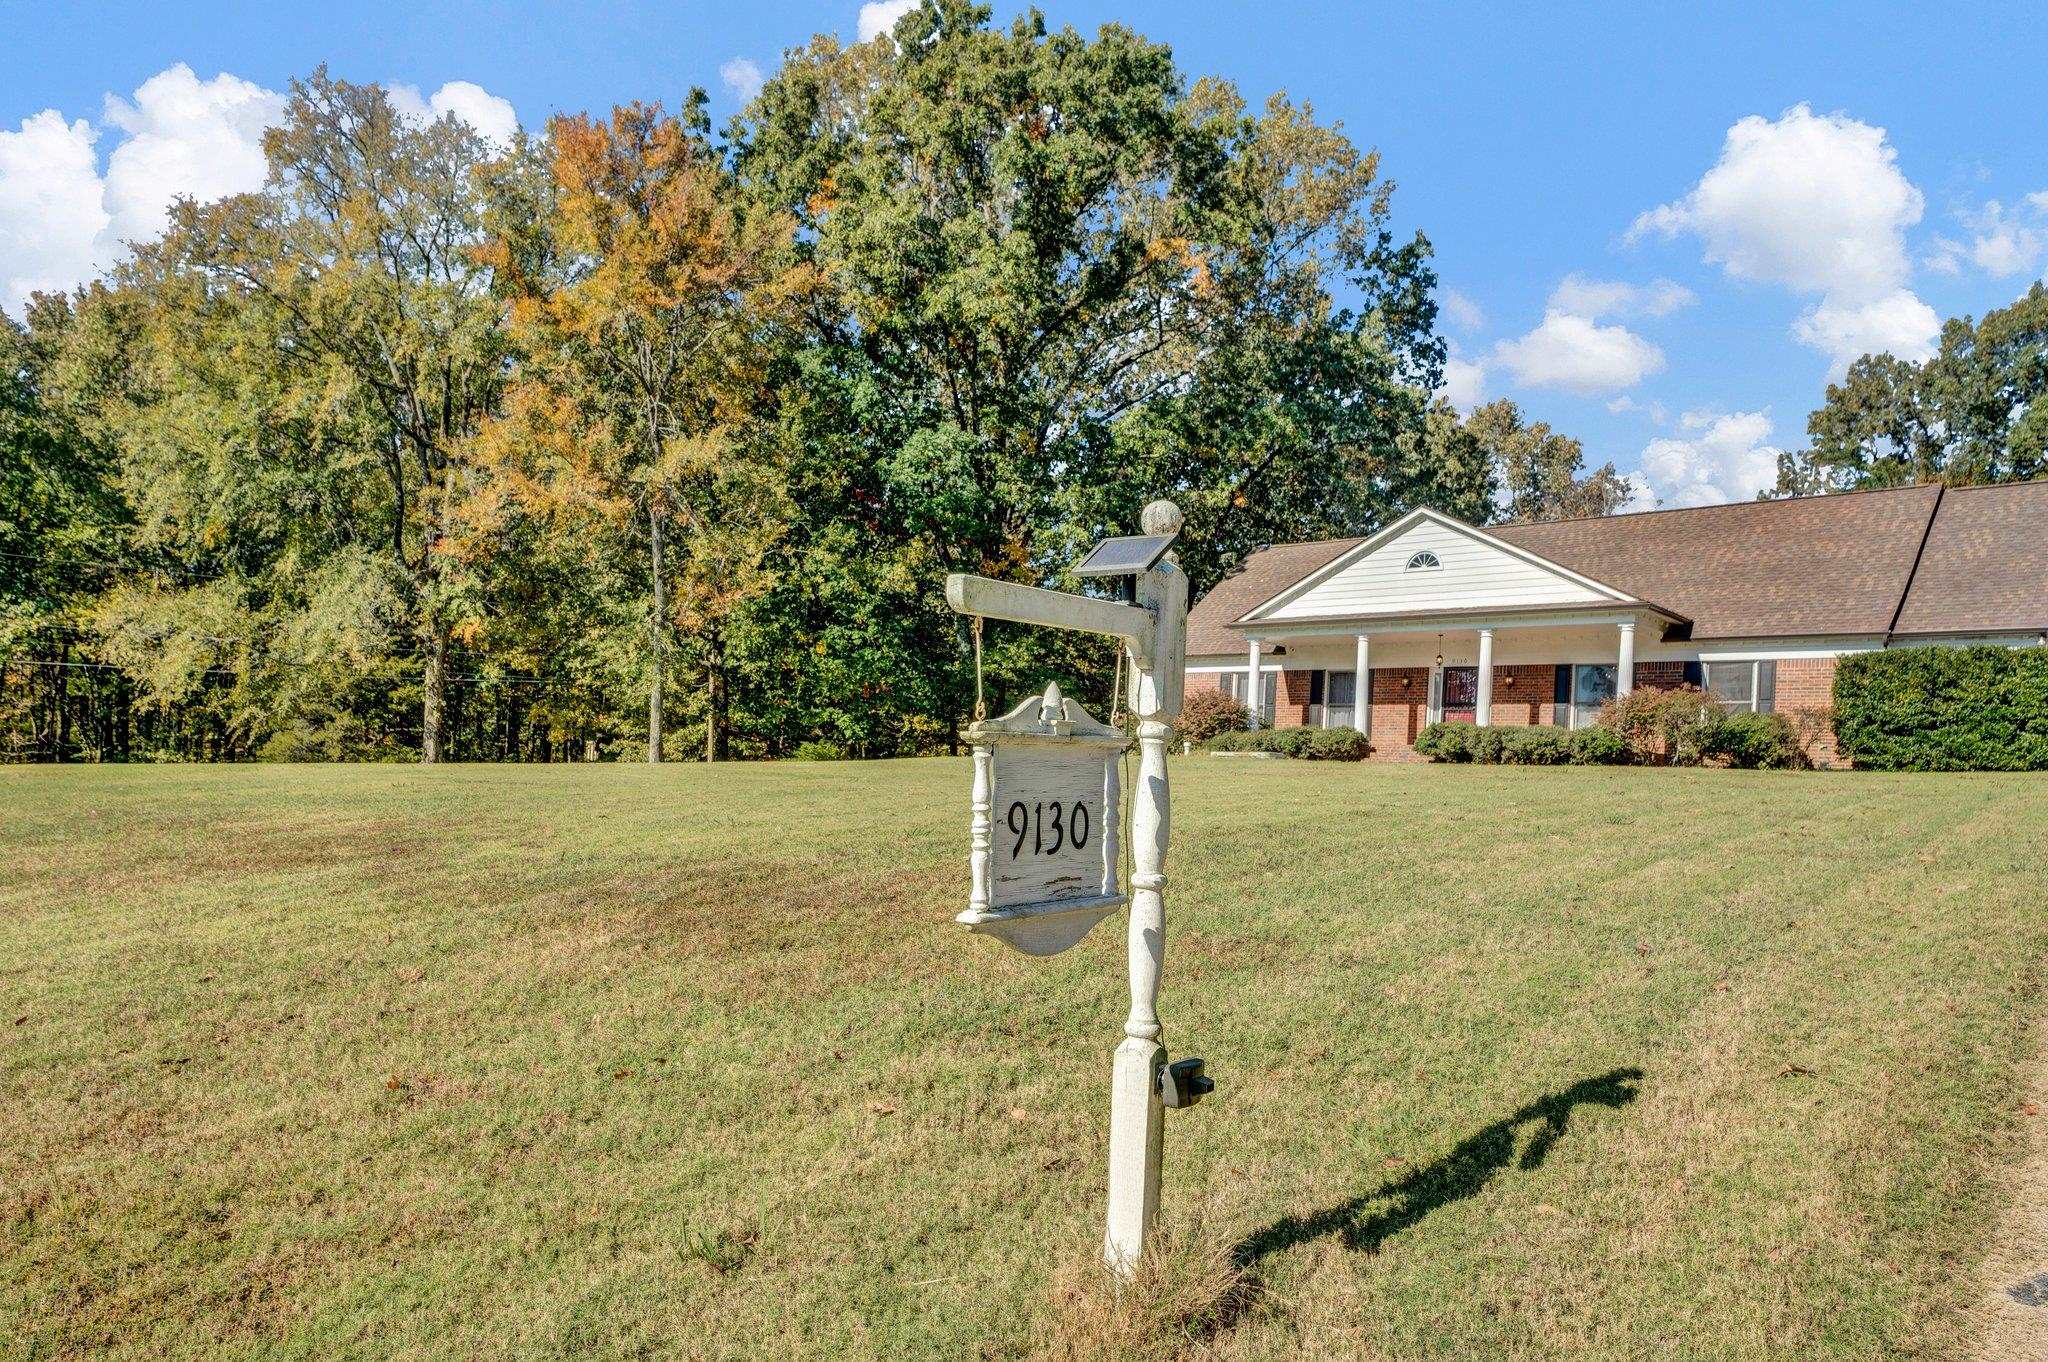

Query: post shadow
<box><xmin>1232</xmin><ymin>1066</ymin><xmax>1644</xmax><ymax>1270</ymax></box>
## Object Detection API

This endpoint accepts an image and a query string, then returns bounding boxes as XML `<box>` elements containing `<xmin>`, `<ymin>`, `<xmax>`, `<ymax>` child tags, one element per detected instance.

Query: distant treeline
<box><xmin>20</xmin><ymin>2</ymin><xmax>2026</xmax><ymax>764</ymax></box>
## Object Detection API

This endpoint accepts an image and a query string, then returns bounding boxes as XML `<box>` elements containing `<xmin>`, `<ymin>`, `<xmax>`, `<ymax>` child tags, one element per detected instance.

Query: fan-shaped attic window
<box><xmin>1405</xmin><ymin>551</ymin><xmax>1442</xmax><ymax>571</ymax></box>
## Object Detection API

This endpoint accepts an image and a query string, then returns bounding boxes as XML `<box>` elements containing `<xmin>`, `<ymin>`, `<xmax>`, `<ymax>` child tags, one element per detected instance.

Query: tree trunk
<box><xmin>54</xmin><ymin>641</ymin><xmax>70</xmax><ymax>763</ymax></box>
<box><xmin>422</xmin><ymin>622</ymin><xmax>447</xmax><ymax>764</ymax></box>
<box><xmin>648</xmin><ymin>506</ymin><xmax>666</xmax><ymax>764</ymax></box>
<box><xmin>705</xmin><ymin>628</ymin><xmax>728</xmax><ymax>763</ymax></box>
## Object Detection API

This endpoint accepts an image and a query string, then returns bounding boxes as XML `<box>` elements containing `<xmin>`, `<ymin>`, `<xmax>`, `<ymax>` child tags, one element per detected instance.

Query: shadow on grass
<box><xmin>1232</xmin><ymin>1066</ymin><xmax>1645</xmax><ymax>1270</ymax></box>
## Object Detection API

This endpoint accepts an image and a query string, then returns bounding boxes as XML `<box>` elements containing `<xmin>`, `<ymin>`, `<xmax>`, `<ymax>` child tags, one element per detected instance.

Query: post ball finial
<box><xmin>1140</xmin><ymin>500</ymin><xmax>1182</xmax><ymax>536</ymax></box>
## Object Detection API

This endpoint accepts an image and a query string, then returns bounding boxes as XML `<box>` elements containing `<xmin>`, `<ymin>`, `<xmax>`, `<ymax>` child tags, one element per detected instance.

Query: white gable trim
<box><xmin>1237</xmin><ymin>508</ymin><xmax>1640</xmax><ymax>624</ymax></box>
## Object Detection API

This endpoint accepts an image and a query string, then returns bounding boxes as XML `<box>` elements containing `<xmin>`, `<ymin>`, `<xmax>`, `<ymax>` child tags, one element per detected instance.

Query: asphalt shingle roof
<box><xmin>1184</xmin><ymin>538</ymin><xmax>1362</xmax><ymax>655</ymax></box>
<box><xmin>1490</xmin><ymin>485</ymin><xmax>1943</xmax><ymax>639</ymax></box>
<box><xmin>1185</xmin><ymin>481</ymin><xmax>2048</xmax><ymax>651</ymax></box>
<box><xmin>1892</xmin><ymin>480</ymin><xmax>2048</xmax><ymax>636</ymax></box>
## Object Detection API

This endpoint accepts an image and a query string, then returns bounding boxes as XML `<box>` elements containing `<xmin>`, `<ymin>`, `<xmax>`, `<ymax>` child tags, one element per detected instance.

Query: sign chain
<box><xmin>971</xmin><ymin>615</ymin><xmax>987</xmax><ymax>722</ymax></box>
<box><xmin>1108</xmin><ymin>638</ymin><xmax>1126</xmax><ymax>728</ymax></box>
<box><xmin>1110</xmin><ymin>640</ymin><xmax>1136</xmax><ymax>907</ymax></box>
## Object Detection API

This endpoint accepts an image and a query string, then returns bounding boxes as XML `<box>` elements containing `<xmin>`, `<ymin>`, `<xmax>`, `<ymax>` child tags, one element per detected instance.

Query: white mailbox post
<box><xmin>944</xmin><ymin>499</ymin><xmax>1197</xmax><ymax>1278</ymax></box>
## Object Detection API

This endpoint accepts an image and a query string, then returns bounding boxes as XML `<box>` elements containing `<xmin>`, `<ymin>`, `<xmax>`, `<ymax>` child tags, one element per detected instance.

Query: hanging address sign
<box><xmin>957</xmin><ymin>682</ymin><xmax>1128</xmax><ymax>957</ymax></box>
<box><xmin>944</xmin><ymin>499</ymin><xmax>1207</xmax><ymax>1280</ymax></box>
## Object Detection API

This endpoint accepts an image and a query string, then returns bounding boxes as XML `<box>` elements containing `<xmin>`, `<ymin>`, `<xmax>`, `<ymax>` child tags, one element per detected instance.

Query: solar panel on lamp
<box><xmin>1073</xmin><ymin>533</ymin><xmax>1176</xmax><ymax>578</ymax></box>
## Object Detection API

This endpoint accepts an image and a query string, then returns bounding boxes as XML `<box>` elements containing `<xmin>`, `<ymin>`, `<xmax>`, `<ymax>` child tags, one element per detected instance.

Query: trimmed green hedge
<box><xmin>1414</xmin><ymin>721</ymin><xmax>1630</xmax><ymax>766</ymax></box>
<box><xmin>1833</xmin><ymin>645</ymin><xmax>2048</xmax><ymax>771</ymax></box>
<box><xmin>1203</xmin><ymin>726</ymin><xmax>1371</xmax><ymax>760</ymax></box>
<box><xmin>1704</xmin><ymin>711</ymin><xmax>1803</xmax><ymax>770</ymax></box>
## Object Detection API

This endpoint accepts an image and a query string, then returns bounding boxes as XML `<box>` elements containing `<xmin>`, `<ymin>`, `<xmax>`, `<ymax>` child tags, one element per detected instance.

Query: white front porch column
<box><xmin>1245</xmin><ymin>637</ymin><xmax>1262</xmax><ymax>730</ymax></box>
<box><xmin>1475</xmin><ymin>628</ymin><xmax>1495</xmax><ymax>726</ymax></box>
<box><xmin>1353</xmin><ymin>634</ymin><xmax>1370</xmax><ymax>733</ymax></box>
<box><xmin>1617</xmin><ymin>621</ymin><xmax>1637</xmax><ymax>697</ymax></box>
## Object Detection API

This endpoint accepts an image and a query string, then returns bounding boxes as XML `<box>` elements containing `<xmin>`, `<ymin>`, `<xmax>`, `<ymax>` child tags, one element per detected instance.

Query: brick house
<box><xmin>1183</xmin><ymin>481</ymin><xmax>2048</xmax><ymax>767</ymax></box>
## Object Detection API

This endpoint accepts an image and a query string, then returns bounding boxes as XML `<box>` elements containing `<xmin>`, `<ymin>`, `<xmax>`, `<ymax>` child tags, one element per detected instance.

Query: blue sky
<box><xmin>3</xmin><ymin>0</ymin><xmax>2044</xmax><ymax>508</ymax></box>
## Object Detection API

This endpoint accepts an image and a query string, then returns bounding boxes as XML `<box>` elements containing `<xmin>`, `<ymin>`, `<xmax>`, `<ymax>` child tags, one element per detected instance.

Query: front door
<box><xmin>1442</xmin><ymin>666</ymin><xmax>1479</xmax><ymax>724</ymax></box>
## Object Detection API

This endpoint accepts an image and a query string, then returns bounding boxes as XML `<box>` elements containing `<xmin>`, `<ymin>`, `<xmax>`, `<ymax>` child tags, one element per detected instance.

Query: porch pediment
<box><xmin>1239</xmin><ymin>509</ymin><xmax>1637</xmax><ymax>626</ymax></box>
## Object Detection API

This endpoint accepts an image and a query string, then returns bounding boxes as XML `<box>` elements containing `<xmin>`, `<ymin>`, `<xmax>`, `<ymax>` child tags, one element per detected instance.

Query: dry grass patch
<box><xmin>0</xmin><ymin>760</ymin><xmax>2043</xmax><ymax>1361</ymax></box>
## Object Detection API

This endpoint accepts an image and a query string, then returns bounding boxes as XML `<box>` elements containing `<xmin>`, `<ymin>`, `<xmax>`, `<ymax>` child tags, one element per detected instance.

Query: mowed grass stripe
<box><xmin>0</xmin><ymin>761</ymin><xmax>2042</xmax><ymax>1361</ymax></box>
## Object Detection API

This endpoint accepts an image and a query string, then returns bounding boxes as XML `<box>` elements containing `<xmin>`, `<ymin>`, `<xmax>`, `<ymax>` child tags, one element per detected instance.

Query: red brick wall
<box><xmin>1272</xmin><ymin>668</ymin><xmax>1313</xmax><ymax>728</ymax></box>
<box><xmin>1364</xmin><ymin>667</ymin><xmax>1433</xmax><ymax>760</ymax></box>
<box><xmin>1773</xmin><ymin>656</ymin><xmax>1842</xmax><ymax>768</ymax></box>
<box><xmin>1483</xmin><ymin>664</ymin><xmax>1559</xmax><ymax>727</ymax></box>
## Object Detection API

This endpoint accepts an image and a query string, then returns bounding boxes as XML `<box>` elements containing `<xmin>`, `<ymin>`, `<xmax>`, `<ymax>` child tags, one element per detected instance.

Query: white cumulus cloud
<box><xmin>0</xmin><ymin>111</ymin><xmax>105</xmax><ymax>314</ymax></box>
<box><xmin>1922</xmin><ymin>236</ymin><xmax>1966</xmax><ymax>276</ymax></box>
<box><xmin>1606</xmin><ymin>394</ymin><xmax>1668</xmax><ymax>423</ymax></box>
<box><xmin>1438</xmin><ymin>353</ymin><xmax>1485</xmax><ymax>412</ymax></box>
<box><xmin>0</xmin><ymin>66</ymin><xmax>518</xmax><ymax>316</ymax></box>
<box><xmin>858</xmin><ymin>0</ymin><xmax>919</xmax><ymax>42</ymax></box>
<box><xmin>1492</xmin><ymin>311</ymin><xmax>1664</xmax><ymax>396</ymax></box>
<box><xmin>1632</xmin><ymin>104</ymin><xmax>1922</xmax><ymax>299</ymax></box>
<box><xmin>387</xmin><ymin>79</ymin><xmax>519</xmax><ymax>147</ymax></box>
<box><xmin>1547</xmin><ymin>274</ymin><xmax>1694</xmax><ymax>319</ymax></box>
<box><xmin>1440</xmin><ymin>288</ymin><xmax>1484</xmax><ymax>331</ymax></box>
<box><xmin>96</xmin><ymin>65</ymin><xmax>284</xmax><ymax>263</ymax></box>
<box><xmin>1634</xmin><ymin>409</ymin><xmax>1783</xmax><ymax>508</ymax></box>
<box><xmin>1791</xmin><ymin>289</ymin><xmax>1941</xmax><ymax>369</ymax></box>
<box><xmin>1631</xmin><ymin>104</ymin><xmax>1938</xmax><ymax>374</ymax></box>
<box><xmin>1959</xmin><ymin>198</ymin><xmax>2044</xmax><ymax>279</ymax></box>
<box><xmin>1618</xmin><ymin>472</ymin><xmax>1659</xmax><ymax>514</ymax></box>
<box><xmin>0</xmin><ymin>65</ymin><xmax>283</xmax><ymax>317</ymax></box>
<box><xmin>720</xmin><ymin>58</ymin><xmax>767</xmax><ymax>103</ymax></box>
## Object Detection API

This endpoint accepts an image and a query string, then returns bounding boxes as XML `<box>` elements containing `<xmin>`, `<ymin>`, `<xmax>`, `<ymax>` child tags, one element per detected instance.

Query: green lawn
<box><xmin>2</xmin><ymin>760</ymin><xmax>2044</xmax><ymax>1361</ymax></box>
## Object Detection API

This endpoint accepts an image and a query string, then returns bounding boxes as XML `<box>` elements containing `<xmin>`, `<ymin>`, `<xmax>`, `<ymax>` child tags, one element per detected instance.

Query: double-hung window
<box><xmin>1703</xmin><ymin>660</ymin><xmax>1777</xmax><ymax>714</ymax></box>
<box><xmin>1225</xmin><ymin>670</ymin><xmax>1277</xmax><ymax>727</ymax></box>
<box><xmin>1325</xmin><ymin>669</ymin><xmax>1358</xmax><ymax>730</ymax></box>
<box><xmin>1552</xmin><ymin>663</ymin><xmax>1617</xmax><ymax>729</ymax></box>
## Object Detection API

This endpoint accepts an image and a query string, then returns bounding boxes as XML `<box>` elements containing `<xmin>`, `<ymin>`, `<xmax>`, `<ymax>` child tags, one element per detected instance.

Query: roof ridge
<box><xmin>1940</xmin><ymin>477</ymin><xmax>2048</xmax><ymax>494</ymax></box>
<box><xmin>1253</xmin><ymin>534</ymin><xmax>1370</xmax><ymax>551</ymax></box>
<box><xmin>1499</xmin><ymin>481</ymin><xmax>1941</xmax><ymax>531</ymax></box>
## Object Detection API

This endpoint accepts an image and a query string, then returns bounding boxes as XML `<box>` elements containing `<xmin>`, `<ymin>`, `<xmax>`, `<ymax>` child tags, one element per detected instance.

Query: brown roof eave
<box><xmin>1227</xmin><ymin>598</ymin><xmax>1693</xmax><ymax>631</ymax></box>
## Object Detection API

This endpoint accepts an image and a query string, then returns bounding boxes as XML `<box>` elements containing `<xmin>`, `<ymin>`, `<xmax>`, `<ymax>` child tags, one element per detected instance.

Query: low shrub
<box><xmin>1301</xmin><ymin>727</ymin><xmax>1371</xmax><ymax>761</ymax></box>
<box><xmin>1599</xmin><ymin>686</ymin><xmax>1722</xmax><ymax>765</ymax></box>
<box><xmin>1706</xmin><ymin>711</ymin><xmax>1804</xmax><ymax>769</ymax></box>
<box><xmin>790</xmin><ymin>739</ymin><xmax>846</xmax><ymax>761</ymax></box>
<box><xmin>1833</xmin><ymin>645</ymin><xmax>2048</xmax><ymax>771</ymax></box>
<box><xmin>1414</xmin><ymin>721</ymin><xmax>1477</xmax><ymax>761</ymax></box>
<box><xmin>1498</xmin><ymin>727</ymin><xmax>1573</xmax><ymax>765</ymax></box>
<box><xmin>1469</xmin><ymin>726</ymin><xmax>1508</xmax><ymax>765</ymax></box>
<box><xmin>1270</xmin><ymin>727</ymin><xmax>1318</xmax><ymax>758</ymax></box>
<box><xmin>1175</xmin><ymin>689</ymin><xmax>1251</xmax><ymax>745</ymax></box>
<box><xmin>255</xmin><ymin>718</ymin><xmax>414</xmax><ymax>763</ymax></box>
<box><xmin>611</xmin><ymin>725</ymin><xmax>708</xmax><ymax>762</ymax></box>
<box><xmin>1201</xmin><ymin>725</ymin><xmax>1369</xmax><ymax>759</ymax></box>
<box><xmin>1416</xmin><ymin>720</ymin><xmax>1631</xmax><ymax>766</ymax></box>
<box><xmin>1202</xmin><ymin>728</ymin><xmax>1282</xmax><ymax>755</ymax></box>
<box><xmin>1568</xmin><ymin>726</ymin><xmax>1630</xmax><ymax>766</ymax></box>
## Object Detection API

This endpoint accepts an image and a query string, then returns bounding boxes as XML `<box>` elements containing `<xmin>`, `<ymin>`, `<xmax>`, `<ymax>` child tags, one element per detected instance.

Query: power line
<box><xmin>1</xmin><ymin>656</ymin><xmax>560</xmax><ymax>688</ymax></box>
<box><xmin>8</xmin><ymin>624</ymin><xmax>584</xmax><ymax>688</ymax></box>
<box><xmin>0</xmin><ymin>545</ymin><xmax>132</xmax><ymax>570</ymax></box>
